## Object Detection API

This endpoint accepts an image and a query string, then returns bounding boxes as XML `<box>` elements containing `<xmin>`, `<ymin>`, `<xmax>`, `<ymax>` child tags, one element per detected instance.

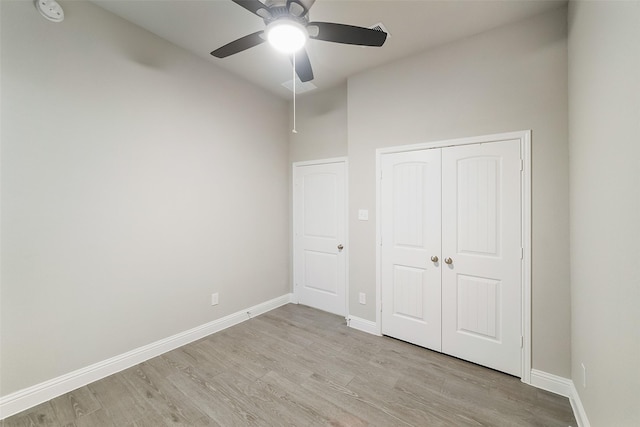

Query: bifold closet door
<box><xmin>441</xmin><ymin>140</ymin><xmax>522</xmax><ymax>376</ymax></box>
<box><xmin>380</xmin><ymin>149</ymin><xmax>442</xmax><ymax>350</ymax></box>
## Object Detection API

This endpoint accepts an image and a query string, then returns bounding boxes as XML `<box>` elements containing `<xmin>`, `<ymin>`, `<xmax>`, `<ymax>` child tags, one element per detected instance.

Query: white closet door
<box><xmin>381</xmin><ymin>150</ymin><xmax>442</xmax><ymax>350</ymax></box>
<box><xmin>441</xmin><ymin>140</ymin><xmax>522</xmax><ymax>376</ymax></box>
<box><xmin>293</xmin><ymin>161</ymin><xmax>347</xmax><ymax>316</ymax></box>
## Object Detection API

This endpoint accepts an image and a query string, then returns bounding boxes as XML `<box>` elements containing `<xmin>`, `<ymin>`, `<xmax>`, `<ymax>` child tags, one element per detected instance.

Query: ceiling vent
<box><xmin>369</xmin><ymin>22</ymin><xmax>390</xmax><ymax>38</ymax></box>
<box><xmin>282</xmin><ymin>79</ymin><xmax>317</xmax><ymax>94</ymax></box>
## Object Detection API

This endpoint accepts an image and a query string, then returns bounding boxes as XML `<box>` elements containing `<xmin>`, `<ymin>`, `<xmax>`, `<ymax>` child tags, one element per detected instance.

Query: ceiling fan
<box><xmin>210</xmin><ymin>0</ymin><xmax>388</xmax><ymax>82</ymax></box>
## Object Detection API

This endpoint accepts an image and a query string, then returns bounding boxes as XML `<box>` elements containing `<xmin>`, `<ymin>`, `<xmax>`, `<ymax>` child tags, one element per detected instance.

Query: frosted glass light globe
<box><xmin>266</xmin><ymin>20</ymin><xmax>308</xmax><ymax>54</ymax></box>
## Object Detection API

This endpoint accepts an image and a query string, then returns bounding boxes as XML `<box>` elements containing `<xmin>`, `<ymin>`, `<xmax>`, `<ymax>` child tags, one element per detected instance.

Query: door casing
<box><xmin>375</xmin><ymin>131</ymin><xmax>532</xmax><ymax>383</ymax></box>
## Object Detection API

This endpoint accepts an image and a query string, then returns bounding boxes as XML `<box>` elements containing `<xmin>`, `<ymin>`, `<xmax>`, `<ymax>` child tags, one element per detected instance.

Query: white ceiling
<box><xmin>92</xmin><ymin>0</ymin><xmax>566</xmax><ymax>99</ymax></box>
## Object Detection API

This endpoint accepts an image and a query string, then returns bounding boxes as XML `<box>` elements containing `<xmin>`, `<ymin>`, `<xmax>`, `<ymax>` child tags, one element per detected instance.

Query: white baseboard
<box><xmin>0</xmin><ymin>293</ymin><xmax>294</xmax><ymax>420</ymax></box>
<box><xmin>530</xmin><ymin>369</ymin><xmax>590</xmax><ymax>427</ymax></box>
<box><xmin>530</xmin><ymin>369</ymin><xmax>573</xmax><ymax>397</ymax></box>
<box><xmin>568</xmin><ymin>382</ymin><xmax>591</xmax><ymax>427</ymax></box>
<box><xmin>347</xmin><ymin>315</ymin><xmax>380</xmax><ymax>336</ymax></box>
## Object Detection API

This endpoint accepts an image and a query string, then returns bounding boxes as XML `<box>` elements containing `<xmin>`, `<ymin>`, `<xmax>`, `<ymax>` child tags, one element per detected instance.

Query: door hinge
<box><xmin>520</xmin><ymin>159</ymin><xmax>524</xmax><ymax>171</ymax></box>
<box><xmin>521</xmin><ymin>247</ymin><xmax>524</xmax><ymax>259</ymax></box>
<box><xmin>380</xmin><ymin>170</ymin><xmax>383</xmax><ymax>180</ymax></box>
<box><xmin>520</xmin><ymin>336</ymin><xmax>524</xmax><ymax>348</ymax></box>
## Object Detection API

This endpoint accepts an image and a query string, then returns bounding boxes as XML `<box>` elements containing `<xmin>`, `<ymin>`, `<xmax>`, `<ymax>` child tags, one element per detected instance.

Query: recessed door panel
<box><xmin>457</xmin><ymin>157</ymin><xmax>500</xmax><ymax>256</ymax></box>
<box><xmin>456</xmin><ymin>274</ymin><xmax>501</xmax><ymax>341</ymax></box>
<box><xmin>392</xmin><ymin>265</ymin><xmax>426</xmax><ymax>320</ymax></box>
<box><xmin>304</xmin><ymin>250</ymin><xmax>338</xmax><ymax>295</ymax></box>
<box><xmin>303</xmin><ymin>174</ymin><xmax>338</xmax><ymax>239</ymax></box>
<box><xmin>393</xmin><ymin>163</ymin><xmax>427</xmax><ymax>248</ymax></box>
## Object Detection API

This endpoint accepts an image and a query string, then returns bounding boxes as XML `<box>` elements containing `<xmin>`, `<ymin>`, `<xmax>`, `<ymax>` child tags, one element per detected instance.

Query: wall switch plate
<box><xmin>359</xmin><ymin>292</ymin><xmax>366</xmax><ymax>305</ymax></box>
<box><xmin>358</xmin><ymin>209</ymin><xmax>369</xmax><ymax>221</ymax></box>
<box><xmin>211</xmin><ymin>293</ymin><xmax>219</xmax><ymax>306</ymax></box>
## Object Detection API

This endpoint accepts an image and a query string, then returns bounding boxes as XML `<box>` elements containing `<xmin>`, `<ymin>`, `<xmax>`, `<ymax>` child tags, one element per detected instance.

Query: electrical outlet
<box><xmin>581</xmin><ymin>363</ymin><xmax>587</xmax><ymax>388</ymax></box>
<box><xmin>359</xmin><ymin>292</ymin><xmax>366</xmax><ymax>305</ymax></box>
<box><xmin>211</xmin><ymin>293</ymin><xmax>219</xmax><ymax>306</ymax></box>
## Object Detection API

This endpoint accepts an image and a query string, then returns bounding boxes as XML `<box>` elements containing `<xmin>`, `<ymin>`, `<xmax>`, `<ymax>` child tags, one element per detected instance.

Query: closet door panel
<box><xmin>380</xmin><ymin>149</ymin><xmax>442</xmax><ymax>351</ymax></box>
<box><xmin>441</xmin><ymin>140</ymin><xmax>522</xmax><ymax>376</ymax></box>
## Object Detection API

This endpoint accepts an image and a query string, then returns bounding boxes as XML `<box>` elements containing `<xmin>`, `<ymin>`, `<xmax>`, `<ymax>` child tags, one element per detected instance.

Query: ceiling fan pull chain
<box><xmin>292</xmin><ymin>51</ymin><xmax>298</xmax><ymax>134</ymax></box>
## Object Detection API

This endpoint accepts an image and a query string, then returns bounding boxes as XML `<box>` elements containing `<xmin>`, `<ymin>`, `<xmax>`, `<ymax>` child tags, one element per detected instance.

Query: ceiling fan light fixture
<box><xmin>266</xmin><ymin>20</ymin><xmax>308</xmax><ymax>54</ymax></box>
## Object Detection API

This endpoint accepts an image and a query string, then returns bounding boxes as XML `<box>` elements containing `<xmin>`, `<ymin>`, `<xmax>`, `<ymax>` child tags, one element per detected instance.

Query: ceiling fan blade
<box><xmin>231</xmin><ymin>0</ymin><xmax>272</xmax><ymax>19</ymax></box>
<box><xmin>308</xmin><ymin>22</ymin><xmax>387</xmax><ymax>47</ymax></box>
<box><xmin>211</xmin><ymin>31</ymin><xmax>265</xmax><ymax>58</ymax></box>
<box><xmin>290</xmin><ymin>48</ymin><xmax>314</xmax><ymax>82</ymax></box>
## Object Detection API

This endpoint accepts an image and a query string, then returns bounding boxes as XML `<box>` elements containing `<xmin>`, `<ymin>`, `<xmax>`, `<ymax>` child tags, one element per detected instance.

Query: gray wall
<box><xmin>347</xmin><ymin>7</ymin><xmax>570</xmax><ymax>377</ymax></box>
<box><xmin>568</xmin><ymin>1</ymin><xmax>640</xmax><ymax>424</ymax></box>
<box><xmin>289</xmin><ymin>83</ymin><xmax>348</xmax><ymax>163</ymax></box>
<box><xmin>1</xmin><ymin>1</ymin><xmax>289</xmax><ymax>396</ymax></box>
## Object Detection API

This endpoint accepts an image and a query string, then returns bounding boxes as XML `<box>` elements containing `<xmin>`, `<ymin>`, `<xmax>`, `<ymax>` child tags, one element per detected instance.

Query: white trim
<box><xmin>347</xmin><ymin>316</ymin><xmax>381</xmax><ymax>336</ymax></box>
<box><xmin>375</xmin><ymin>131</ymin><xmax>532</xmax><ymax>382</ymax></box>
<box><xmin>521</xmin><ymin>131</ymin><xmax>532</xmax><ymax>384</ymax></box>
<box><xmin>529</xmin><ymin>370</ymin><xmax>590</xmax><ymax>427</ymax></box>
<box><xmin>530</xmin><ymin>369</ymin><xmax>573</xmax><ymax>397</ymax></box>
<box><xmin>292</xmin><ymin>156</ymin><xmax>347</xmax><ymax>167</ymax></box>
<box><xmin>376</xmin><ymin>130</ymin><xmax>530</xmax><ymax>155</ymax></box>
<box><xmin>344</xmin><ymin>161</ymin><xmax>350</xmax><ymax>320</ymax></box>
<box><xmin>375</xmin><ymin>151</ymin><xmax>383</xmax><ymax>334</ymax></box>
<box><xmin>0</xmin><ymin>293</ymin><xmax>294</xmax><ymax>420</ymax></box>
<box><xmin>292</xmin><ymin>157</ymin><xmax>349</xmax><ymax>317</ymax></box>
<box><xmin>569</xmin><ymin>382</ymin><xmax>591</xmax><ymax>427</ymax></box>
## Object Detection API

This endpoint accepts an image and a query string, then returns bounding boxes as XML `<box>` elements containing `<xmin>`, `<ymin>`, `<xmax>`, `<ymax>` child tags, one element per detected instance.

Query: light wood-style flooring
<box><xmin>2</xmin><ymin>304</ymin><xmax>576</xmax><ymax>426</ymax></box>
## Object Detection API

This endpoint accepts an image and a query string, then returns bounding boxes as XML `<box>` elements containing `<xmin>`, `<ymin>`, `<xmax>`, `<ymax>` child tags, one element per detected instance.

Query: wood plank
<box><xmin>300</xmin><ymin>372</ymin><xmax>415</xmax><ymax>426</ymax></box>
<box><xmin>165</xmin><ymin>366</ymin><xmax>261</xmax><ymax>426</ymax></box>
<box><xmin>259</xmin><ymin>370</ymin><xmax>368</xmax><ymax>427</ymax></box>
<box><xmin>75</xmin><ymin>409</ymin><xmax>115</xmax><ymax>427</ymax></box>
<box><xmin>50</xmin><ymin>386</ymin><xmax>101</xmax><ymax>425</ymax></box>
<box><xmin>88</xmin><ymin>374</ymin><xmax>151</xmax><ymax>425</ymax></box>
<box><xmin>1</xmin><ymin>402</ymin><xmax>60</xmax><ymax>427</ymax></box>
<box><xmin>119</xmin><ymin>362</ymin><xmax>207</xmax><ymax>425</ymax></box>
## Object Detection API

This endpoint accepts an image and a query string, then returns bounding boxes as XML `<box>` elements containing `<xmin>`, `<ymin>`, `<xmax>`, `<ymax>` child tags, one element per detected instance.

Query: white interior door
<box><xmin>380</xmin><ymin>139</ymin><xmax>522</xmax><ymax>377</ymax></box>
<box><xmin>293</xmin><ymin>161</ymin><xmax>346</xmax><ymax>316</ymax></box>
<box><xmin>381</xmin><ymin>150</ymin><xmax>442</xmax><ymax>350</ymax></box>
<box><xmin>441</xmin><ymin>140</ymin><xmax>522</xmax><ymax>376</ymax></box>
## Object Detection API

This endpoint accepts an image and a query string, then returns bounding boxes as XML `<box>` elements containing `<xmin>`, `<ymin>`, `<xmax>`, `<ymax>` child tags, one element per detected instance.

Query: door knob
<box><xmin>444</xmin><ymin>257</ymin><xmax>453</xmax><ymax>265</ymax></box>
<box><xmin>337</xmin><ymin>244</ymin><xmax>344</xmax><ymax>250</ymax></box>
<box><xmin>430</xmin><ymin>256</ymin><xmax>439</xmax><ymax>263</ymax></box>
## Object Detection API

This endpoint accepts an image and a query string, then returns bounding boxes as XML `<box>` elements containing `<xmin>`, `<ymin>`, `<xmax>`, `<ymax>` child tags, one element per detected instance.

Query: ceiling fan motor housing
<box><xmin>263</xmin><ymin>1</ymin><xmax>310</xmax><ymax>25</ymax></box>
<box><xmin>265</xmin><ymin>0</ymin><xmax>315</xmax><ymax>12</ymax></box>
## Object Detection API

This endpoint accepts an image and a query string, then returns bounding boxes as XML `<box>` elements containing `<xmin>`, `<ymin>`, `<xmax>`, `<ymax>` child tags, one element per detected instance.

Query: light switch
<box><xmin>358</xmin><ymin>209</ymin><xmax>369</xmax><ymax>221</ymax></box>
<box><xmin>359</xmin><ymin>292</ymin><xmax>366</xmax><ymax>305</ymax></box>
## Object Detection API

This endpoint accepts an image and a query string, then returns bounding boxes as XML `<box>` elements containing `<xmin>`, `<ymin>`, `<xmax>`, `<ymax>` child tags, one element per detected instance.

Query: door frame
<box><xmin>292</xmin><ymin>157</ymin><xmax>349</xmax><ymax>317</ymax></box>
<box><xmin>375</xmin><ymin>130</ymin><xmax>532</xmax><ymax>384</ymax></box>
